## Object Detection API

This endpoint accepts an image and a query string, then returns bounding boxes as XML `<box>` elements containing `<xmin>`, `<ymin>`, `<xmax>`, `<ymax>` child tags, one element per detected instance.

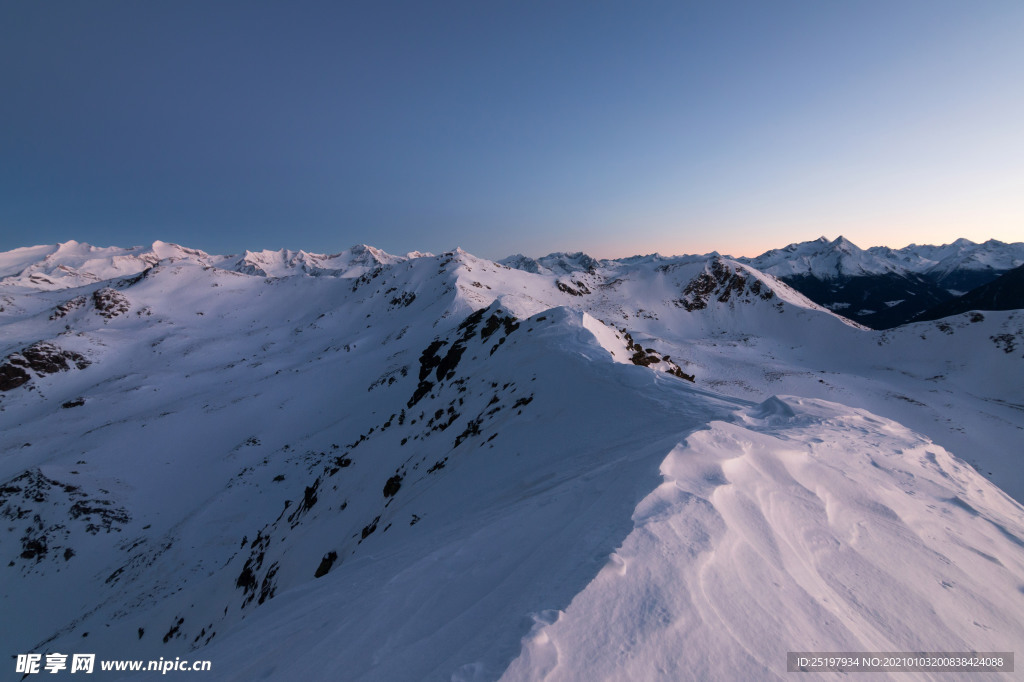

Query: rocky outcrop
<box><xmin>93</xmin><ymin>287</ymin><xmax>130</xmax><ymax>318</ymax></box>
<box><xmin>1</xmin><ymin>469</ymin><xmax>130</xmax><ymax>572</ymax></box>
<box><xmin>675</xmin><ymin>258</ymin><xmax>774</xmax><ymax>312</ymax></box>
<box><xmin>0</xmin><ymin>341</ymin><xmax>90</xmax><ymax>391</ymax></box>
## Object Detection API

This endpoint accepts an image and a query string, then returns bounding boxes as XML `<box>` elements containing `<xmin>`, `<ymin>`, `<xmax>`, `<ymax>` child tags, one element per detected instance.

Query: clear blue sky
<box><xmin>1</xmin><ymin>1</ymin><xmax>1022</xmax><ymax>259</ymax></box>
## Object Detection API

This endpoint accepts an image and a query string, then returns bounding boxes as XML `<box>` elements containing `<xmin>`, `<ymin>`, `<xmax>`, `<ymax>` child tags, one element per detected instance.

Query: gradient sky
<box><xmin>1</xmin><ymin>1</ymin><xmax>1022</xmax><ymax>259</ymax></box>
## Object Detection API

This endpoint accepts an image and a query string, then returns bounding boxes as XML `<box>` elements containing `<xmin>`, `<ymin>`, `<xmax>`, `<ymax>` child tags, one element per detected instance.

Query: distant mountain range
<box><xmin>3</xmin><ymin>236</ymin><xmax>1023</xmax><ymax>331</ymax></box>
<box><xmin>737</xmin><ymin>236</ymin><xmax>1024</xmax><ymax>328</ymax></box>
<box><xmin>498</xmin><ymin>235</ymin><xmax>1024</xmax><ymax>329</ymax></box>
<box><xmin>0</xmin><ymin>240</ymin><xmax>428</xmax><ymax>289</ymax></box>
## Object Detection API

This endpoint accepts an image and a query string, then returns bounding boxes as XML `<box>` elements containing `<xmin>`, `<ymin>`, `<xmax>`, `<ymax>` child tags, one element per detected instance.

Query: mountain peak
<box><xmin>348</xmin><ymin>243</ymin><xmax>380</xmax><ymax>256</ymax></box>
<box><xmin>830</xmin><ymin>235</ymin><xmax>860</xmax><ymax>251</ymax></box>
<box><xmin>149</xmin><ymin>240</ymin><xmax>211</xmax><ymax>261</ymax></box>
<box><xmin>742</xmin><ymin>236</ymin><xmax>889</xmax><ymax>279</ymax></box>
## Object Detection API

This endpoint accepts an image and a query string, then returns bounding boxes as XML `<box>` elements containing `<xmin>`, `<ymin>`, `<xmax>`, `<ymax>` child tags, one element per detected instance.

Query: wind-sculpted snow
<box><xmin>501</xmin><ymin>397</ymin><xmax>1024</xmax><ymax>681</ymax></box>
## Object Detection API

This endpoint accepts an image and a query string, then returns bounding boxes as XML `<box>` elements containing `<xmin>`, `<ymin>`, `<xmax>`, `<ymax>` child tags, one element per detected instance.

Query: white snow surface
<box><xmin>742</xmin><ymin>236</ymin><xmax>905</xmax><ymax>278</ymax></box>
<box><xmin>877</xmin><ymin>238</ymin><xmax>1024</xmax><ymax>279</ymax></box>
<box><xmin>502</xmin><ymin>397</ymin><xmax>1024</xmax><ymax>682</ymax></box>
<box><xmin>233</xmin><ymin>244</ymin><xmax>409</xmax><ymax>279</ymax></box>
<box><xmin>0</xmin><ymin>241</ymin><xmax>1022</xmax><ymax>681</ymax></box>
<box><xmin>0</xmin><ymin>240</ymin><xmax>413</xmax><ymax>290</ymax></box>
<box><xmin>0</xmin><ymin>240</ymin><xmax>229</xmax><ymax>290</ymax></box>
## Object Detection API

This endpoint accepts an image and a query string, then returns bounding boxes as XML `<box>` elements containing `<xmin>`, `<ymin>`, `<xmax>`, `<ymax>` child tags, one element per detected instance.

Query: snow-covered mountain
<box><xmin>742</xmin><ymin>235</ymin><xmax>904</xmax><ymax>278</ymax></box>
<box><xmin>497</xmin><ymin>251</ymin><xmax>602</xmax><ymax>276</ymax></box>
<box><xmin>912</xmin><ymin>262</ymin><xmax>1024</xmax><ymax>323</ymax></box>
<box><xmin>232</xmin><ymin>244</ymin><xmax>414</xmax><ymax>279</ymax></box>
<box><xmin>0</xmin><ymin>240</ymin><xmax>427</xmax><ymax>291</ymax></box>
<box><xmin>740</xmin><ymin>236</ymin><xmax>1024</xmax><ymax>329</ymax></box>
<box><xmin>745</xmin><ymin>235</ymin><xmax>1024</xmax><ymax>281</ymax></box>
<box><xmin>1</xmin><ymin>241</ymin><xmax>1022</xmax><ymax>680</ymax></box>
<box><xmin>873</xmin><ymin>237</ymin><xmax>1024</xmax><ymax>288</ymax></box>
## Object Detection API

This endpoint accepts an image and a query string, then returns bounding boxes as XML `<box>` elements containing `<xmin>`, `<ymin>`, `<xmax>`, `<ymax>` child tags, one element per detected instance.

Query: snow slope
<box><xmin>0</xmin><ymin>241</ymin><xmax>1021</xmax><ymax>681</ymax></box>
<box><xmin>502</xmin><ymin>397</ymin><xmax>1024</xmax><ymax>681</ymax></box>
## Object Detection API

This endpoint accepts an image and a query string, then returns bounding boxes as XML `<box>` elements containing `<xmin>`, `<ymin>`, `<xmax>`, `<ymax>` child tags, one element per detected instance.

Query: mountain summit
<box><xmin>738</xmin><ymin>236</ymin><xmax>1024</xmax><ymax>328</ymax></box>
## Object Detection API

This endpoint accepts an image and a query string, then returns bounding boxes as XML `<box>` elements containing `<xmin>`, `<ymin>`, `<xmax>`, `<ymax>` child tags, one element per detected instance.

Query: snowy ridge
<box><xmin>0</xmin><ymin>241</ymin><xmax>413</xmax><ymax>290</ymax></box>
<box><xmin>232</xmin><ymin>244</ymin><xmax>408</xmax><ymax>279</ymax></box>
<box><xmin>502</xmin><ymin>396</ymin><xmax>1024</xmax><ymax>681</ymax></box>
<box><xmin>730</xmin><ymin>260</ymin><xmax>862</xmax><ymax>324</ymax></box>
<box><xmin>733</xmin><ymin>236</ymin><xmax>1024</xmax><ymax>329</ymax></box>
<box><xmin>7</xmin><ymin>236</ymin><xmax>1022</xmax><ymax>292</ymax></box>
<box><xmin>0</xmin><ymin>240</ymin><xmax>1021</xmax><ymax>680</ymax></box>
<box><xmin>876</xmin><ymin>238</ymin><xmax>1024</xmax><ymax>280</ymax></box>
<box><xmin>496</xmin><ymin>251</ymin><xmax>602</xmax><ymax>276</ymax></box>
<box><xmin>742</xmin><ymin>235</ymin><xmax>1024</xmax><ymax>281</ymax></box>
<box><xmin>742</xmin><ymin>236</ymin><xmax>905</xmax><ymax>278</ymax></box>
<box><xmin>0</xmin><ymin>240</ymin><xmax>228</xmax><ymax>291</ymax></box>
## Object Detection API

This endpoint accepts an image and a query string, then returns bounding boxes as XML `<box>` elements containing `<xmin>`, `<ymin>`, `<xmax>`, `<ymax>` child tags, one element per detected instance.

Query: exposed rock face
<box><xmin>0</xmin><ymin>341</ymin><xmax>90</xmax><ymax>391</ymax></box>
<box><xmin>1</xmin><ymin>469</ymin><xmax>130</xmax><ymax>571</ymax></box>
<box><xmin>50</xmin><ymin>295</ymin><xmax>87</xmax><ymax>320</ymax></box>
<box><xmin>676</xmin><ymin>258</ymin><xmax>774</xmax><ymax>311</ymax></box>
<box><xmin>93</xmin><ymin>287</ymin><xmax>130</xmax><ymax>318</ymax></box>
<box><xmin>313</xmin><ymin>551</ymin><xmax>338</xmax><ymax>578</ymax></box>
<box><xmin>621</xmin><ymin>330</ymin><xmax>695</xmax><ymax>382</ymax></box>
<box><xmin>556</xmin><ymin>280</ymin><xmax>592</xmax><ymax>296</ymax></box>
<box><xmin>408</xmin><ymin>306</ymin><xmax>520</xmax><ymax>409</ymax></box>
<box><xmin>0</xmin><ymin>364</ymin><xmax>30</xmax><ymax>391</ymax></box>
